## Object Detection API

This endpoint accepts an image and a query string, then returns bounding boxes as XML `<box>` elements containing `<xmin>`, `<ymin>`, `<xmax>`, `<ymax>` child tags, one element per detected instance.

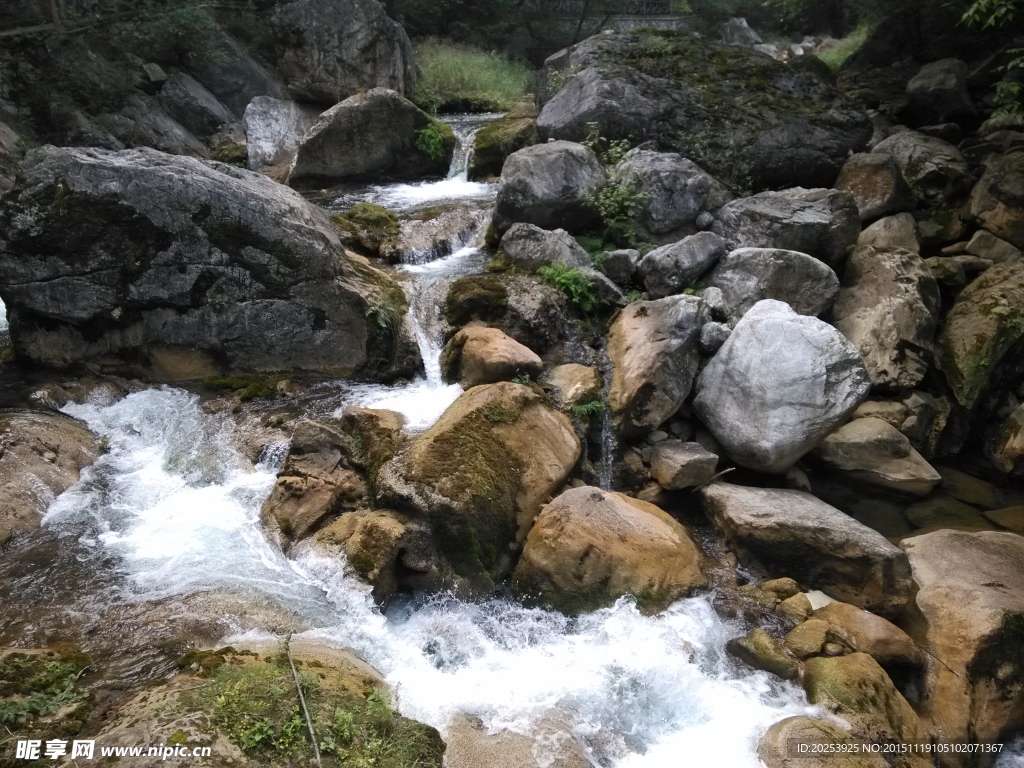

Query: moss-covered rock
<box><xmin>444</xmin><ymin>274</ymin><xmax>510</xmax><ymax>327</ymax></box>
<box><xmin>725</xmin><ymin>628</ymin><xmax>800</xmax><ymax>681</ymax></box>
<box><xmin>467</xmin><ymin>104</ymin><xmax>539</xmax><ymax>181</ymax></box>
<box><xmin>331</xmin><ymin>203</ymin><xmax>401</xmax><ymax>258</ymax></box>
<box><xmin>375</xmin><ymin>382</ymin><xmax>580</xmax><ymax>594</ymax></box>
<box><xmin>758</xmin><ymin>716</ymin><xmax>887</xmax><ymax>768</ymax></box>
<box><xmin>937</xmin><ymin>259</ymin><xmax>1024</xmax><ymax>409</ymax></box>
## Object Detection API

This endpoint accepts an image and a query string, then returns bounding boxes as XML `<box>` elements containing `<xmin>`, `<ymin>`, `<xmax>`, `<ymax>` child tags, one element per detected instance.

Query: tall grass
<box><xmin>817</xmin><ymin>24</ymin><xmax>870</xmax><ymax>72</ymax></box>
<box><xmin>413</xmin><ymin>40</ymin><xmax>535</xmax><ymax>114</ymax></box>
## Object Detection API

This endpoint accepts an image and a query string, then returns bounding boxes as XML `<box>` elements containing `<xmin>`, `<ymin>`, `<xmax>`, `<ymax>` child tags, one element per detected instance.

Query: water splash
<box><xmin>598</xmin><ymin>344</ymin><xmax>618</xmax><ymax>491</ymax></box>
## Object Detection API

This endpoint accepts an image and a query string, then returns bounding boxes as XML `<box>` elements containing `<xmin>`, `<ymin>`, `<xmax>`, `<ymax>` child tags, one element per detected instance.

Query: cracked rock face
<box><xmin>0</xmin><ymin>146</ymin><xmax>416</xmax><ymax>379</ymax></box>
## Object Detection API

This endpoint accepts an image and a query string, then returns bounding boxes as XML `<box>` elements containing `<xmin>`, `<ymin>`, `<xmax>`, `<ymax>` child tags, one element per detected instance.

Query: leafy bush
<box><xmin>570</xmin><ymin>400</ymin><xmax>605</xmax><ymax>419</ymax></box>
<box><xmin>583</xmin><ymin>122</ymin><xmax>632</xmax><ymax>166</ymax></box>
<box><xmin>537</xmin><ymin>265</ymin><xmax>597</xmax><ymax>313</ymax></box>
<box><xmin>415</xmin><ymin>123</ymin><xmax>448</xmax><ymax>161</ymax></box>
<box><xmin>413</xmin><ymin>40</ymin><xmax>535</xmax><ymax>113</ymax></box>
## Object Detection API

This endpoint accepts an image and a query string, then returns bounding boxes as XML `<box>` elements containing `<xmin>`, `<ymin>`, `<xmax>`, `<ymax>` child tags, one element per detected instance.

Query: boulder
<box><xmin>499</xmin><ymin>224</ymin><xmax>590</xmax><ymax>271</ymax></box>
<box><xmin>157</xmin><ymin>72</ymin><xmax>236</xmax><ymax>139</ymax></box>
<box><xmin>813</xmin><ymin>418</ymin><xmax>941</xmax><ymax>497</ymax></box>
<box><xmin>491</xmin><ymin>141</ymin><xmax>604</xmax><ymax>236</ymax></box>
<box><xmin>537</xmin><ymin>33</ymin><xmax>871</xmax><ymax>190</ymax></box>
<box><xmin>107</xmin><ymin>94</ymin><xmax>210</xmax><ymax>158</ymax></box>
<box><xmin>650</xmin><ymin>440</ymin><xmax>718</xmax><ymax>489</ymax></box>
<box><xmin>711</xmin><ymin>188</ymin><xmax>860</xmax><ymax>269</ymax></box>
<box><xmin>725</xmin><ymin>628</ymin><xmax>800</xmax><ymax>680</ymax></box>
<box><xmin>268</xmin><ymin>0</ymin><xmax>415</xmax><ymax>106</ymax></box>
<box><xmin>699</xmin><ymin>321</ymin><xmax>731</xmax><ymax>354</ymax></box>
<box><xmin>802</xmin><ymin>654</ymin><xmax>925</xmax><ymax>766</ymax></box>
<box><xmin>965</xmin><ymin>229</ymin><xmax>1022</xmax><ymax>262</ymax></box>
<box><xmin>467</xmin><ymin>105</ymin><xmax>539</xmax><ymax>181</ymax></box>
<box><xmin>857</xmin><ymin>213</ymin><xmax>919</xmax><ymax>252</ymax></box>
<box><xmin>987</xmin><ymin>403</ymin><xmax>1024</xmax><ymax>476</ymax></box>
<box><xmin>836</xmin><ymin>152</ymin><xmax>915</xmax><ymax>222</ymax></box>
<box><xmin>872</xmin><ymin>131</ymin><xmax>971</xmax><ymax>207</ymax></box>
<box><xmin>0</xmin><ymin>146</ymin><xmax>414</xmax><ymax>378</ymax></box>
<box><xmin>375</xmin><ymin>382</ymin><xmax>580</xmax><ymax>593</ymax></box>
<box><xmin>937</xmin><ymin>259</ymin><xmax>1024</xmax><ymax>408</ymax></box>
<box><xmin>693</xmin><ymin>301</ymin><xmax>871</xmax><ymax>474</ymax></box>
<box><xmin>445</xmin><ymin>713</ymin><xmax>589</xmax><ymax>768</ymax></box>
<box><xmin>0</xmin><ymin>411</ymin><xmax>99</xmax><ymax>544</ymax></box>
<box><xmin>718</xmin><ymin>17</ymin><xmax>762</xmax><ymax>46</ymax></box>
<box><xmin>0</xmin><ymin>119</ymin><xmax>20</xmax><ymax>194</ymax></box>
<box><xmin>540</xmin><ymin>364</ymin><xmax>602</xmax><ymax>411</ymax></box>
<box><xmin>512</xmin><ymin>486</ymin><xmax>706</xmax><ymax>615</ymax></box>
<box><xmin>904</xmin><ymin>495</ymin><xmax>992</xmax><ymax>532</ymax></box>
<box><xmin>969</xmin><ymin>151</ymin><xmax>1024</xmax><ymax>250</ymax></box>
<box><xmin>440</xmin><ymin>326</ymin><xmax>543</xmax><ymax>388</ymax></box>
<box><xmin>242</xmin><ymin>96</ymin><xmax>321</xmax><ymax>174</ymax></box>
<box><xmin>288</xmin><ymin>89</ymin><xmax>454</xmax><ymax>186</ymax></box>
<box><xmin>260</xmin><ymin>419</ymin><xmax>368</xmax><ymax>546</ymax></box>
<box><xmin>599</xmin><ymin>248</ymin><xmax>641</xmax><ymax>286</ymax></box>
<box><xmin>901</xmin><ymin>531</ymin><xmax>1024</xmax><ymax>750</ymax></box>
<box><xmin>905</xmin><ymin>58</ymin><xmax>976</xmax><ymax>128</ymax></box>
<box><xmin>831</xmin><ymin>245</ymin><xmax>941</xmax><ymax>390</ymax></box>
<box><xmin>785</xmin><ymin>618</ymin><xmax>829</xmax><ymax>658</ymax></box>
<box><xmin>182</xmin><ymin>31</ymin><xmax>286</xmax><ymax>117</ymax></box>
<box><xmin>612</xmin><ymin>149</ymin><xmax>732</xmax><ymax>241</ymax></box>
<box><xmin>813</xmin><ymin>601</ymin><xmax>923</xmax><ymax>670</ymax></box>
<box><xmin>983</xmin><ymin>505</ymin><xmax>1024</xmax><ymax>533</ymax></box>
<box><xmin>703</xmin><ymin>247</ymin><xmax>840</xmax><ymax>320</ymax></box>
<box><xmin>607</xmin><ymin>295</ymin><xmax>708</xmax><ymax>438</ymax></box>
<box><xmin>701</xmin><ymin>483</ymin><xmax>913</xmax><ymax>613</ymax></box>
<box><xmin>758</xmin><ymin>717</ymin><xmax>888</xmax><ymax>768</ymax></box>
<box><xmin>637</xmin><ymin>232</ymin><xmax>727</xmax><ymax>299</ymax></box>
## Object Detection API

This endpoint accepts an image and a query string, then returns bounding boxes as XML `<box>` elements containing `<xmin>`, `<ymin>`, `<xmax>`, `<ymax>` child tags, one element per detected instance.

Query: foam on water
<box><xmin>0</xmin><ymin>296</ymin><xmax>8</xmax><ymax>335</ymax></box>
<box><xmin>999</xmin><ymin>741</ymin><xmax>1024</xmax><ymax>768</ymax></box>
<box><xmin>43</xmin><ymin>387</ymin><xmax>816</xmax><ymax>767</ymax></box>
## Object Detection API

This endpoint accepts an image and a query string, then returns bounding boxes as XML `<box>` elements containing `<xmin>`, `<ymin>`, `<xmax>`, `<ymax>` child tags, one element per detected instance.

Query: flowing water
<box><xmin>7</xmin><ymin>114</ymin><xmax>823</xmax><ymax>766</ymax></box>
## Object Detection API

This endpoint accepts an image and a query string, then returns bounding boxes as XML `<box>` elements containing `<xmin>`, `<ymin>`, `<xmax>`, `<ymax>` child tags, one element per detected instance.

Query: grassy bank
<box><xmin>817</xmin><ymin>24</ymin><xmax>869</xmax><ymax>72</ymax></box>
<box><xmin>413</xmin><ymin>40</ymin><xmax>535</xmax><ymax>113</ymax></box>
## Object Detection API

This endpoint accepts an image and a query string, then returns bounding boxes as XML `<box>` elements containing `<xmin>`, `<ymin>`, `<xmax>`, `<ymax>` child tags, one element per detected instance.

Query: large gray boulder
<box><xmin>831</xmin><ymin>245</ymin><xmax>941</xmax><ymax>390</ymax></box>
<box><xmin>872</xmin><ymin>131</ymin><xmax>970</xmax><ymax>207</ymax></box>
<box><xmin>608</xmin><ymin>295</ymin><xmax>708</xmax><ymax>437</ymax></box>
<box><xmin>612</xmin><ymin>149</ymin><xmax>732</xmax><ymax>241</ymax></box>
<box><xmin>905</xmin><ymin>58</ymin><xmax>976</xmax><ymax>128</ymax></box>
<box><xmin>703</xmin><ymin>247</ymin><xmax>840</xmax><ymax>320</ymax></box>
<box><xmin>157</xmin><ymin>72</ymin><xmax>236</xmax><ymax>139</ymax></box>
<box><xmin>0</xmin><ymin>146</ymin><xmax>415</xmax><ymax>379</ymax></box>
<box><xmin>182</xmin><ymin>31</ymin><xmax>287</xmax><ymax>117</ymax></box>
<box><xmin>499</xmin><ymin>224</ymin><xmax>590</xmax><ymax>271</ymax></box>
<box><xmin>694</xmin><ymin>300</ymin><xmax>871</xmax><ymax>473</ymax></box>
<box><xmin>637</xmin><ymin>232</ymin><xmax>727</xmax><ymax>299</ymax></box>
<box><xmin>711</xmin><ymin>188</ymin><xmax>860</xmax><ymax>269</ymax></box>
<box><xmin>287</xmin><ymin>89</ymin><xmax>454</xmax><ymax>186</ymax></box>
<box><xmin>243</xmin><ymin>96</ymin><xmax>322</xmax><ymax>174</ymax></box>
<box><xmin>491</xmin><ymin>141</ymin><xmax>605</xmax><ymax>236</ymax></box>
<box><xmin>537</xmin><ymin>33</ymin><xmax>871</xmax><ymax>190</ymax></box>
<box><xmin>701</xmin><ymin>483</ymin><xmax>913</xmax><ymax>614</ymax></box>
<box><xmin>268</xmin><ymin>0</ymin><xmax>416</xmax><ymax>106</ymax></box>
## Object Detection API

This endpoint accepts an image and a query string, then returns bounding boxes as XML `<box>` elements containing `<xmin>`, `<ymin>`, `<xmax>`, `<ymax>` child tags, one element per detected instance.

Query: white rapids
<box><xmin>45</xmin><ymin>386</ymin><xmax>819</xmax><ymax>768</ymax></box>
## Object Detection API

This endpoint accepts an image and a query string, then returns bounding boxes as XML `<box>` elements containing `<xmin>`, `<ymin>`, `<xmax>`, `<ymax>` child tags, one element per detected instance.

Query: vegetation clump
<box><xmin>537</xmin><ymin>264</ymin><xmax>598</xmax><ymax>313</ymax></box>
<box><xmin>413</xmin><ymin>40</ymin><xmax>535</xmax><ymax>113</ymax></box>
<box><xmin>570</xmin><ymin>400</ymin><xmax>605</xmax><ymax>420</ymax></box>
<box><xmin>444</xmin><ymin>274</ymin><xmax>509</xmax><ymax>326</ymax></box>
<box><xmin>415</xmin><ymin>122</ymin><xmax>450</xmax><ymax>162</ymax></box>
<box><xmin>0</xmin><ymin>649</ymin><xmax>92</xmax><ymax>736</ymax></box>
<box><xmin>204</xmin><ymin>375</ymin><xmax>284</xmax><ymax>402</ymax></box>
<box><xmin>331</xmin><ymin>203</ymin><xmax>402</xmax><ymax>257</ymax></box>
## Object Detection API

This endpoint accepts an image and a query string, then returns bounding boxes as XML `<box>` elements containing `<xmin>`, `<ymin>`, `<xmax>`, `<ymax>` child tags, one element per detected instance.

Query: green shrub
<box><xmin>413</xmin><ymin>40</ymin><xmax>535</xmax><ymax>113</ymax></box>
<box><xmin>586</xmin><ymin>176</ymin><xmax>650</xmax><ymax>249</ymax></box>
<box><xmin>537</xmin><ymin>265</ymin><xmax>597</xmax><ymax>313</ymax></box>
<box><xmin>415</xmin><ymin>122</ymin><xmax>448</xmax><ymax>161</ymax></box>
<box><xmin>570</xmin><ymin>400</ymin><xmax>605</xmax><ymax>419</ymax></box>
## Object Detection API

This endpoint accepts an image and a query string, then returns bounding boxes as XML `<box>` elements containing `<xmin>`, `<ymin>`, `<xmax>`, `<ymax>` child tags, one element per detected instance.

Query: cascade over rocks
<box><xmin>703</xmin><ymin>247</ymin><xmax>840</xmax><ymax>320</ymax></box>
<box><xmin>701</xmin><ymin>483</ymin><xmax>913</xmax><ymax>613</ymax></box>
<box><xmin>287</xmin><ymin>89</ymin><xmax>455</xmax><ymax>186</ymax></box>
<box><xmin>0</xmin><ymin>411</ymin><xmax>100</xmax><ymax>544</ymax></box>
<box><xmin>612</xmin><ymin>149</ymin><xmax>732</xmax><ymax>242</ymax></box>
<box><xmin>812</xmin><ymin>417</ymin><xmax>942</xmax><ymax>497</ymax></box>
<box><xmin>491</xmin><ymin>141</ymin><xmax>605</xmax><ymax>236</ymax></box>
<box><xmin>512</xmin><ymin>486</ymin><xmax>706</xmax><ymax>615</ymax></box>
<box><xmin>711</xmin><ymin>188</ymin><xmax>860</xmax><ymax>269</ymax></box>
<box><xmin>831</xmin><ymin>245</ymin><xmax>941</xmax><ymax>390</ymax></box>
<box><xmin>0</xmin><ymin>146</ymin><xmax>416</xmax><ymax>379</ymax></box>
<box><xmin>871</xmin><ymin>132</ymin><xmax>970</xmax><ymax>207</ymax></box>
<box><xmin>267</xmin><ymin>0</ymin><xmax>416</xmax><ymax>106</ymax></box>
<box><xmin>902</xmin><ymin>530</ymin><xmax>1024</xmax><ymax>750</ymax></box>
<box><xmin>937</xmin><ymin>259</ymin><xmax>1024</xmax><ymax>409</ymax></box>
<box><xmin>440</xmin><ymin>326</ymin><xmax>543</xmax><ymax>389</ymax></box>
<box><xmin>694</xmin><ymin>301</ymin><xmax>870</xmax><ymax>474</ymax></box>
<box><xmin>637</xmin><ymin>232</ymin><xmax>727</xmax><ymax>299</ymax></box>
<box><xmin>537</xmin><ymin>32</ymin><xmax>871</xmax><ymax>190</ymax></box>
<box><xmin>607</xmin><ymin>295</ymin><xmax>708</xmax><ymax>438</ymax></box>
<box><xmin>375</xmin><ymin>382</ymin><xmax>580</xmax><ymax>594</ymax></box>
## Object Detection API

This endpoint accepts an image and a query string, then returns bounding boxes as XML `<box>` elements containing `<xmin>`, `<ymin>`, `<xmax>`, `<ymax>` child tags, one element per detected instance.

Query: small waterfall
<box><xmin>445</xmin><ymin>113</ymin><xmax>501</xmax><ymax>181</ymax></box>
<box><xmin>598</xmin><ymin>344</ymin><xmax>618</xmax><ymax>491</ymax></box>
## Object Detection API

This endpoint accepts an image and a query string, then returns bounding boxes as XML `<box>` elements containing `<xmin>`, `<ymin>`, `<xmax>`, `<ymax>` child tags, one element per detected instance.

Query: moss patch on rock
<box><xmin>467</xmin><ymin>104</ymin><xmax>539</xmax><ymax>181</ymax></box>
<box><xmin>444</xmin><ymin>274</ymin><xmax>509</xmax><ymax>328</ymax></box>
<box><xmin>0</xmin><ymin>647</ymin><xmax>93</xmax><ymax>743</ymax></box>
<box><xmin>331</xmin><ymin>203</ymin><xmax>401</xmax><ymax>258</ymax></box>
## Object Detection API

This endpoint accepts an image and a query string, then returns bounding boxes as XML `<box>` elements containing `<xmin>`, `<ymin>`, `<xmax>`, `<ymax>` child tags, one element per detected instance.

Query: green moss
<box><xmin>444</xmin><ymin>274</ymin><xmax>509</xmax><ymax>327</ymax></box>
<box><xmin>331</xmin><ymin>203</ymin><xmax>401</xmax><ymax>257</ymax></box>
<box><xmin>415</xmin><ymin>122</ymin><xmax>451</xmax><ymax>162</ymax></box>
<box><xmin>467</xmin><ymin>111</ymin><xmax>539</xmax><ymax>180</ymax></box>
<box><xmin>204</xmin><ymin>375</ymin><xmax>283</xmax><ymax>401</ymax></box>
<box><xmin>537</xmin><ymin>264</ymin><xmax>597</xmax><ymax>313</ymax></box>
<box><xmin>570</xmin><ymin>400</ymin><xmax>604</xmax><ymax>419</ymax></box>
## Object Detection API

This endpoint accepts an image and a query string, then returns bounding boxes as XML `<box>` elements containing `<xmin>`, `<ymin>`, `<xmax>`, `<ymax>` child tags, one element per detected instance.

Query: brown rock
<box><xmin>785</xmin><ymin>618</ymin><xmax>829</xmax><ymax>658</ymax></box>
<box><xmin>760</xmin><ymin>577</ymin><xmax>802</xmax><ymax>600</ymax></box>
<box><xmin>836</xmin><ymin>152</ymin><xmax>914</xmax><ymax>222</ymax></box>
<box><xmin>0</xmin><ymin>411</ymin><xmax>100</xmax><ymax>543</ymax></box>
<box><xmin>445</xmin><ymin>713</ymin><xmax>589</xmax><ymax>768</ymax></box>
<box><xmin>726</xmin><ymin>628</ymin><xmax>800</xmax><ymax>680</ymax></box>
<box><xmin>649</xmin><ymin>440</ymin><xmax>718</xmax><ymax>490</ymax></box>
<box><xmin>814</xmin><ymin>602</ymin><xmax>922</xmax><ymax>669</ymax></box>
<box><xmin>969</xmin><ymin>151</ymin><xmax>1024</xmax><ymax>250</ymax></box>
<box><xmin>758</xmin><ymin>716</ymin><xmax>887</xmax><ymax>768</ymax></box>
<box><xmin>857</xmin><ymin>213</ymin><xmax>919</xmax><ymax>252</ymax></box>
<box><xmin>982</xmin><ymin>505</ymin><xmax>1024</xmax><ymax>533</ymax></box>
<box><xmin>540</xmin><ymin>363</ymin><xmax>602</xmax><ymax>411</ymax></box>
<box><xmin>512</xmin><ymin>486</ymin><xmax>706</xmax><ymax>615</ymax></box>
<box><xmin>441</xmin><ymin>325</ymin><xmax>543</xmax><ymax>388</ymax></box>
<box><xmin>778</xmin><ymin>593</ymin><xmax>814</xmax><ymax>623</ymax></box>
